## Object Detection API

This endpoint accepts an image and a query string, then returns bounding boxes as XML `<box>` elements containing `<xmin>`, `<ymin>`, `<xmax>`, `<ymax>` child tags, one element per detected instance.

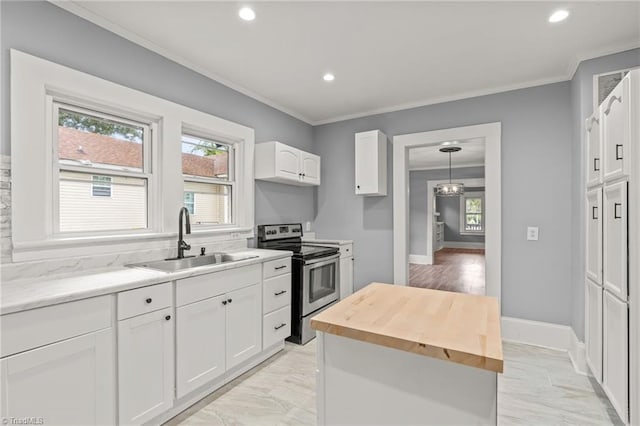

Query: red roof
<box><xmin>58</xmin><ymin>127</ymin><xmax>228</xmax><ymax>177</ymax></box>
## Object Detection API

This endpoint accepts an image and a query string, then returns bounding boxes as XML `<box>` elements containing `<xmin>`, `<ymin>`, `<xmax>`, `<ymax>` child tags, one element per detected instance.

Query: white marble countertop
<box><xmin>302</xmin><ymin>237</ymin><xmax>353</xmax><ymax>245</ymax></box>
<box><xmin>1</xmin><ymin>249</ymin><xmax>291</xmax><ymax>315</ymax></box>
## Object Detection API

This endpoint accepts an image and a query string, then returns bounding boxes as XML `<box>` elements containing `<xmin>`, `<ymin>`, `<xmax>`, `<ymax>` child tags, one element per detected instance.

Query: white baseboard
<box><xmin>568</xmin><ymin>328</ymin><xmax>589</xmax><ymax>376</ymax></box>
<box><xmin>408</xmin><ymin>254</ymin><xmax>430</xmax><ymax>265</ymax></box>
<box><xmin>442</xmin><ymin>241</ymin><xmax>486</xmax><ymax>249</ymax></box>
<box><xmin>502</xmin><ymin>316</ymin><xmax>572</xmax><ymax>350</ymax></box>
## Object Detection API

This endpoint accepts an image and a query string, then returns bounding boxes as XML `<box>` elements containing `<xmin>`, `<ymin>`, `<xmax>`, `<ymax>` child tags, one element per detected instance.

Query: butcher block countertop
<box><xmin>310</xmin><ymin>283</ymin><xmax>503</xmax><ymax>373</ymax></box>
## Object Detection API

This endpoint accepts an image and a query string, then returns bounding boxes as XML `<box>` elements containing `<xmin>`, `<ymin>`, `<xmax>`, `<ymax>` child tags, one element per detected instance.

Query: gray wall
<box><xmin>409</xmin><ymin>167</ymin><xmax>484</xmax><ymax>255</ymax></box>
<box><xmin>0</xmin><ymin>1</ymin><xmax>316</xmax><ymax>234</ymax></box>
<box><xmin>315</xmin><ymin>81</ymin><xmax>574</xmax><ymax>325</ymax></box>
<box><xmin>438</xmin><ymin>187</ymin><xmax>486</xmax><ymax>243</ymax></box>
<box><xmin>569</xmin><ymin>48</ymin><xmax>640</xmax><ymax>340</ymax></box>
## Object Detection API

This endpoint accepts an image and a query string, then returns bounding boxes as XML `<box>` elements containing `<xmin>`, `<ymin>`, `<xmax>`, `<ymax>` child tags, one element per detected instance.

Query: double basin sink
<box><xmin>128</xmin><ymin>252</ymin><xmax>259</xmax><ymax>272</ymax></box>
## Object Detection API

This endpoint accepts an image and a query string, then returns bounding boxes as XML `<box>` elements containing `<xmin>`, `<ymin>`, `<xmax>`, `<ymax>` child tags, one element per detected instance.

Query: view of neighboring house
<box><xmin>57</xmin><ymin>126</ymin><xmax>229</xmax><ymax>232</ymax></box>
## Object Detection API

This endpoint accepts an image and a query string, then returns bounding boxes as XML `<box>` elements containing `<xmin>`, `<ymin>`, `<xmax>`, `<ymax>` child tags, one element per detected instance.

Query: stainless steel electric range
<box><xmin>257</xmin><ymin>224</ymin><xmax>340</xmax><ymax>344</ymax></box>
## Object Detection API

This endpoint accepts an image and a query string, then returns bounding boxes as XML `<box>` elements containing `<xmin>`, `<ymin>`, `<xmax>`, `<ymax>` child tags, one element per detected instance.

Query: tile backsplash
<box><xmin>0</xmin><ymin>156</ymin><xmax>247</xmax><ymax>282</ymax></box>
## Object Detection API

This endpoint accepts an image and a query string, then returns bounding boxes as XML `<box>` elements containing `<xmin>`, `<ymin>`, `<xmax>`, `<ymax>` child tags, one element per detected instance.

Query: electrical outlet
<box><xmin>527</xmin><ymin>227</ymin><xmax>539</xmax><ymax>241</ymax></box>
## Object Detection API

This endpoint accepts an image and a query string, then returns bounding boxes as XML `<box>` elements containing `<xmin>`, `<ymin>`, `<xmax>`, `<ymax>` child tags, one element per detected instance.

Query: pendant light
<box><xmin>435</xmin><ymin>147</ymin><xmax>465</xmax><ymax>196</ymax></box>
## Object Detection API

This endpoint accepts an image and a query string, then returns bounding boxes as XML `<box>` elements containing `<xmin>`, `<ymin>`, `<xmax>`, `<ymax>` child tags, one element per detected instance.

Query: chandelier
<box><xmin>435</xmin><ymin>146</ymin><xmax>465</xmax><ymax>196</ymax></box>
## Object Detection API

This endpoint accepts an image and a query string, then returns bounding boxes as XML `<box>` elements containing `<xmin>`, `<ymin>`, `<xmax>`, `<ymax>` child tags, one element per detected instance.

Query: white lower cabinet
<box><xmin>603</xmin><ymin>181</ymin><xmax>628</xmax><ymax>301</ymax></box>
<box><xmin>339</xmin><ymin>256</ymin><xmax>354</xmax><ymax>300</ymax></box>
<box><xmin>118</xmin><ymin>307</ymin><xmax>174</xmax><ymax>425</ymax></box>
<box><xmin>603</xmin><ymin>290</ymin><xmax>629</xmax><ymax>423</ymax></box>
<box><xmin>0</xmin><ymin>328</ymin><xmax>115</xmax><ymax>425</ymax></box>
<box><xmin>226</xmin><ymin>283</ymin><xmax>262</xmax><ymax>370</ymax></box>
<box><xmin>176</xmin><ymin>295</ymin><xmax>226</xmax><ymax>398</ymax></box>
<box><xmin>585</xmin><ymin>279</ymin><xmax>603</xmax><ymax>382</ymax></box>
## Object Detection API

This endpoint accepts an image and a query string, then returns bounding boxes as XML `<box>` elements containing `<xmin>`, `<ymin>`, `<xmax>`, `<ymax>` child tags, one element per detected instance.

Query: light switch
<box><xmin>527</xmin><ymin>226</ymin><xmax>539</xmax><ymax>241</ymax></box>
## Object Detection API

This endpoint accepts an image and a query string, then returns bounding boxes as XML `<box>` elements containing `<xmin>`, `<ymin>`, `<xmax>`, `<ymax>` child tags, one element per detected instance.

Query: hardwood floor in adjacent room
<box><xmin>409</xmin><ymin>248</ymin><xmax>485</xmax><ymax>295</ymax></box>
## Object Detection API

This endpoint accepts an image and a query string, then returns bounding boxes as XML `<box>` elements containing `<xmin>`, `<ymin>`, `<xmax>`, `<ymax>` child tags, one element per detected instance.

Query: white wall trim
<box><xmin>426</xmin><ymin>178</ymin><xmax>485</xmax><ymax>264</ymax></box>
<box><xmin>502</xmin><ymin>317</ymin><xmax>589</xmax><ymax>376</ymax></box>
<box><xmin>442</xmin><ymin>242</ymin><xmax>486</xmax><ymax>250</ymax></box>
<box><xmin>408</xmin><ymin>254</ymin><xmax>430</xmax><ymax>265</ymax></box>
<box><xmin>502</xmin><ymin>317</ymin><xmax>572</xmax><ymax>351</ymax></box>
<box><xmin>393</xmin><ymin>122</ymin><xmax>501</xmax><ymax>305</ymax></box>
<box><xmin>568</xmin><ymin>327</ymin><xmax>589</xmax><ymax>376</ymax></box>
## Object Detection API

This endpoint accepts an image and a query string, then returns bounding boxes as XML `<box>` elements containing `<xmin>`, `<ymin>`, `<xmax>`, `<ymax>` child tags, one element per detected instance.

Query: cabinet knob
<box><xmin>165</xmin><ymin>315</ymin><xmax>171</xmax><ymax>321</ymax></box>
<box><xmin>356</xmin><ymin>185</ymin><xmax>360</xmax><ymax>189</ymax></box>
<box><xmin>227</xmin><ymin>298</ymin><xmax>233</xmax><ymax>304</ymax></box>
<box><xmin>616</xmin><ymin>144</ymin><xmax>624</xmax><ymax>160</ymax></box>
<box><xmin>275</xmin><ymin>265</ymin><xmax>287</xmax><ymax>270</ymax></box>
<box><xmin>274</xmin><ymin>323</ymin><xmax>286</xmax><ymax>330</ymax></box>
<box><xmin>146</xmin><ymin>298</ymin><xmax>152</xmax><ymax>304</ymax></box>
<box><xmin>222</xmin><ymin>300</ymin><xmax>228</xmax><ymax>305</ymax></box>
<box><xmin>274</xmin><ymin>290</ymin><xmax>287</xmax><ymax>296</ymax></box>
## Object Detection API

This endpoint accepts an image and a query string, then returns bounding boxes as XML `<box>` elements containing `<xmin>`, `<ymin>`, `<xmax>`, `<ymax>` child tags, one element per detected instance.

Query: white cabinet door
<box><xmin>0</xmin><ymin>329</ymin><xmax>114</xmax><ymax>425</ymax></box>
<box><xmin>118</xmin><ymin>308</ymin><xmax>174</xmax><ymax>425</ymax></box>
<box><xmin>586</xmin><ymin>188</ymin><xmax>603</xmax><ymax>284</ymax></box>
<box><xmin>176</xmin><ymin>295</ymin><xmax>226</xmax><ymax>398</ymax></box>
<box><xmin>585</xmin><ymin>279</ymin><xmax>603</xmax><ymax>382</ymax></box>
<box><xmin>339</xmin><ymin>257</ymin><xmax>354</xmax><ymax>300</ymax></box>
<box><xmin>300</xmin><ymin>152</ymin><xmax>321</xmax><ymax>185</ymax></box>
<box><xmin>355</xmin><ymin>130</ymin><xmax>387</xmax><ymax>196</ymax></box>
<box><xmin>274</xmin><ymin>143</ymin><xmax>301</xmax><ymax>181</ymax></box>
<box><xmin>603</xmin><ymin>181</ymin><xmax>628</xmax><ymax>301</ymax></box>
<box><xmin>225</xmin><ymin>284</ymin><xmax>262</xmax><ymax>370</ymax></box>
<box><xmin>602</xmin><ymin>75</ymin><xmax>630</xmax><ymax>181</ymax></box>
<box><xmin>585</xmin><ymin>113</ymin><xmax>602</xmax><ymax>187</ymax></box>
<box><xmin>603</xmin><ymin>291</ymin><xmax>628</xmax><ymax>423</ymax></box>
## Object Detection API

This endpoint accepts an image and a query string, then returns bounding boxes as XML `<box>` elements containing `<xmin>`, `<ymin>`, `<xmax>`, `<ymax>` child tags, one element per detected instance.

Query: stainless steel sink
<box><xmin>127</xmin><ymin>253</ymin><xmax>259</xmax><ymax>272</ymax></box>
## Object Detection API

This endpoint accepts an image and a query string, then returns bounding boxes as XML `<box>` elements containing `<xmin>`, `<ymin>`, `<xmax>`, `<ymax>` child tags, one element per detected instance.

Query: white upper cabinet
<box><xmin>603</xmin><ymin>181</ymin><xmax>628</xmax><ymax>301</ymax></box>
<box><xmin>585</xmin><ymin>112</ymin><xmax>602</xmax><ymax>187</ymax></box>
<box><xmin>255</xmin><ymin>141</ymin><xmax>321</xmax><ymax>186</ymax></box>
<box><xmin>586</xmin><ymin>188</ymin><xmax>603</xmax><ymax>285</ymax></box>
<box><xmin>602</xmin><ymin>74</ymin><xmax>631</xmax><ymax>181</ymax></box>
<box><xmin>585</xmin><ymin>279</ymin><xmax>603</xmax><ymax>383</ymax></box>
<box><xmin>355</xmin><ymin>130</ymin><xmax>387</xmax><ymax>196</ymax></box>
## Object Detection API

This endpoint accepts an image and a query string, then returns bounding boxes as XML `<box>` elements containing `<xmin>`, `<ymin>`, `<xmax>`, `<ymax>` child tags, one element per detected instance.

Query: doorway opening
<box><xmin>392</xmin><ymin>122</ymin><xmax>501</xmax><ymax>304</ymax></box>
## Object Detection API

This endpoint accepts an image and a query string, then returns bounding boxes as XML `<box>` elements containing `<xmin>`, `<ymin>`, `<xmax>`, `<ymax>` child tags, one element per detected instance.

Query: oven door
<box><xmin>302</xmin><ymin>254</ymin><xmax>340</xmax><ymax>316</ymax></box>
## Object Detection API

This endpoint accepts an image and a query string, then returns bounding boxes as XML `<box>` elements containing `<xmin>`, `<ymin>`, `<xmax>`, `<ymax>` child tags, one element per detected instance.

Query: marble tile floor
<box><xmin>165</xmin><ymin>340</ymin><xmax>622</xmax><ymax>426</ymax></box>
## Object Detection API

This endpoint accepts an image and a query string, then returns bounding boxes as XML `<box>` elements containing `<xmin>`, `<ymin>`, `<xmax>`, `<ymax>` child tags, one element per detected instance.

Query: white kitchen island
<box><xmin>311</xmin><ymin>283</ymin><xmax>503</xmax><ymax>425</ymax></box>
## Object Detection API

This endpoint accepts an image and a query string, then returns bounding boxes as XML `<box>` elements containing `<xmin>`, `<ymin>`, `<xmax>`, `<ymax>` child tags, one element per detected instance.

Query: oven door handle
<box><xmin>303</xmin><ymin>253</ymin><xmax>340</xmax><ymax>266</ymax></box>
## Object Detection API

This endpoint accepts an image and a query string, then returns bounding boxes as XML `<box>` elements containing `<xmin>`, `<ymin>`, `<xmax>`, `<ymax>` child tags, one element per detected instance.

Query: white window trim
<box><xmin>10</xmin><ymin>49</ymin><xmax>255</xmax><ymax>262</ymax></box>
<box><xmin>459</xmin><ymin>191</ymin><xmax>485</xmax><ymax>236</ymax></box>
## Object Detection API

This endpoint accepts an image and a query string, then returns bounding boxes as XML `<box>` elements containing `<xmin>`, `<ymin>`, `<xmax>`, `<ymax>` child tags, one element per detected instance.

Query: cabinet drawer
<box><xmin>1</xmin><ymin>295</ymin><xmax>112</xmax><ymax>358</ymax></box>
<box><xmin>263</xmin><ymin>258</ymin><xmax>291</xmax><ymax>279</ymax></box>
<box><xmin>263</xmin><ymin>306</ymin><xmax>291</xmax><ymax>349</ymax></box>
<box><xmin>263</xmin><ymin>274</ymin><xmax>291</xmax><ymax>314</ymax></box>
<box><xmin>117</xmin><ymin>282</ymin><xmax>172</xmax><ymax>320</ymax></box>
<box><xmin>340</xmin><ymin>244</ymin><xmax>353</xmax><ymax>259</ymax></box>
<box><xmin>177</xmin><ymin>264</ymin><xmax>261</xmax><ymax>307</ymax></box>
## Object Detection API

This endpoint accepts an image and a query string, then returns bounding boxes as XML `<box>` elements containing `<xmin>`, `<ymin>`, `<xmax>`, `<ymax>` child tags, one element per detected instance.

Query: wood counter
<box><xmin>310</xmin><ymin>282</ymin><xmax>503</xmax><ymax>373</ymax></box>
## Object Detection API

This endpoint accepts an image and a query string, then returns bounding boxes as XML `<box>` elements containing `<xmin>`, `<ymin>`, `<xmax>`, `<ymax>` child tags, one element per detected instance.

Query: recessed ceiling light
<box><xmin>549</xmin><ymin>10</ymin><xmax>569</xmax><ymax>23</ymax></box>
<box><xmin>239</xmin><ymin>7</ymin><xmax>256</xmax><ymax>21</ymax></box>
<box><xmin>323</xmin><ymin>73</ymin><xmax>335</xmax><ymax>82</ymax></box>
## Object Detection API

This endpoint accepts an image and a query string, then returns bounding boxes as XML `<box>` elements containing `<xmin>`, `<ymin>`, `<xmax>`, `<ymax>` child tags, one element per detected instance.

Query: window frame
<box><xmin>181</xmin><ymin>130</ymin><xmax>236</xmax><ymax>228</ymax></box>
<box><xmin>459</xmin><ymin>191</ymin><xmax>485</xmax><ymax>235</ymax></box>
<box><xmin>10</xmin><ymin>49</ymin><xmax>255</xmax><ymax>262</ymax></box>
<box><xmin>52</xmin><ymin>101</ymin><xmax>155</xmax><ymax>236</ymax></box>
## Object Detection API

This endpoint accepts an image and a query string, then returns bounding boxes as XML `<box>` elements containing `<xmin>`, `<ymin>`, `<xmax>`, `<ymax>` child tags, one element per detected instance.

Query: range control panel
<box><xmin>258</xmin><ymin>224</ymin><xmax>303</xmax><ymax>241</ymax></box>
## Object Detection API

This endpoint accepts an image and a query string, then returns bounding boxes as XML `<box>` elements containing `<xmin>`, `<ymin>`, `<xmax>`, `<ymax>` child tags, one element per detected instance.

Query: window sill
<box><xmin>11</xmin><ymin>227</ymin><xmax>254</xmax><ymax>263</ymax></box>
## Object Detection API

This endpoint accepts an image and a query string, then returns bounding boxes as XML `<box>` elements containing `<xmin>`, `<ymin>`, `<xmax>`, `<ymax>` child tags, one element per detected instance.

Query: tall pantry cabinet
<box><xmin>585</xmin><ymin>70</ymin><xmax>638</xmax><ymax>424</ymax></box>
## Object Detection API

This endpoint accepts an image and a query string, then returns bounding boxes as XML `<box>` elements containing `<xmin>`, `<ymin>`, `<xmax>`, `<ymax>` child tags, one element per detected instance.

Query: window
<box><xmin>92</xmin><ymin>175</ymin><xmax>112</xmax><ymax>197</ymax></box>
<box><xmin>55</xmin><ymin>103</ymin><xmax>151</xmax><ymax>233</ymax></box>
<box><xmin>181</xmin><ymin>133</ymin><xmax>233</xmax><ymax>226</ymax></box>
<box><xmin>460</xmin><ymin>192</ymin><xmax>485</xmax><ymax>234</ymax></box>
<box><xmin>184</xmin><ymin>192</ymin><xmax>195</xmax><ymax>214</ymax></box>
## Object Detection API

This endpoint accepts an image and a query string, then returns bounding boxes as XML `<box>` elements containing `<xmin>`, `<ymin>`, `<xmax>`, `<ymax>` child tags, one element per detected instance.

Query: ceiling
<box><xmin>409</xmin><ymin>138</ymin><xmax>485</xmax><ymax>170</ymax></box>
<box><xmin>55</xmin><ymin>1</ymin><xmax>640</xmax><ymax>125</ymax></box>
